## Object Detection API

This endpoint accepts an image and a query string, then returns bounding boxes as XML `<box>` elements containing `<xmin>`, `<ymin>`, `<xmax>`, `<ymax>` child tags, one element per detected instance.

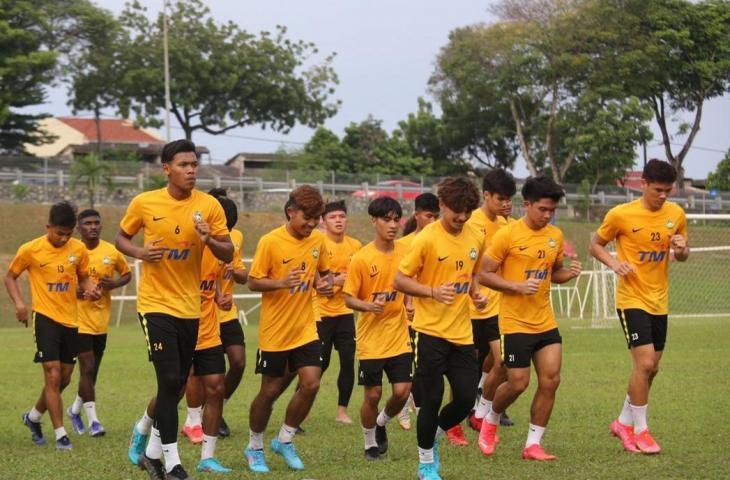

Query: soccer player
<box><xmin>67</xmin><ymin>209</ymin><xmax>131</xmax><ymax>438</ymax></box>
<box><xmin>477</xmin><ymin>176</ymin><xmax>581</xmax><ymax>461</ymax></box>
<box><xmin>394</xmin><ymin>177</ymin><xmax>486</xmax><ymax>480</ymax></box>
<box><xmin>318</xmin><ymin>200</ymin><xmax>362</xmax><ymax>424</ymax></box>
<box><xmin>589</xmin><ymin>159</ymin><xmax>688</xmax><ymax>454</ymax></box>
<box><xmin>467</xmin><ymin>169</ymin><xmax>517</xmax><ymax>432</ymax></box>
<box><xmin>119</xmin><ymin>139</ymin><xmax>232</xmax><ymax>480</ymax></box>
<box><xmin>343</xmin><ymin>197</ymin><xmax>413</xmax><ymax>461</ymax></box>
<box><xmin>244</xmin><ymin>186</ymin><xmax>333</xmax><ymax>473</ymax></box>
<box><xmin>5</xmin><ymin>201</ymin><xmax>100</xmax><ymax>450</ymax></box>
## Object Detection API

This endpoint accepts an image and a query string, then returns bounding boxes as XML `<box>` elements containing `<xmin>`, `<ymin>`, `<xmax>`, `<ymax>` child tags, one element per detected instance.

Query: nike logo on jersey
<box><xmin>153</xmin><ymin>216</ymin><xmax>166</xmax><ymax>221</ymax></box>
<box><xmin>282</xmin><ymin>258</ymin><xmax>294</xmax><ymax>264</ymax></box>
<box><xmin>369</xmin><ymin>271</ymin><xmax>379</xmax><ymax>278</ymax></box>
<box><xmin>632</xmin><ymin>227</ymin><xmax>643</xmax><ymax>233</ymax></box>
<box><xmin>39</xmin><ymin>263</ymin><xmax>50</xmax><ymax>268</ymax></box>
<box><xmin>518</xmin><ymin>246</ymin><xmax>528</xmax><ymax>251</ymax></box>
<box><xmin>438</xmin><ymin>256</ymin><xmax>449</xmax><ymax>261</ymax></box>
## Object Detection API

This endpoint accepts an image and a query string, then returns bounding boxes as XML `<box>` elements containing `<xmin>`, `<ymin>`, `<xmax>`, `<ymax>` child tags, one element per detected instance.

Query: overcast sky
<box><xmin>33</xmin><ymin>0</ymin><xmax>730</xmax><ymax>179</ymax></box>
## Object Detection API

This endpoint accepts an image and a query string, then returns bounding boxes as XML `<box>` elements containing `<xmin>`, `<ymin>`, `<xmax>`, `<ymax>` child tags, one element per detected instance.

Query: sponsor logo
<box><xmin>454</xmin><ymin>281</ymin><xmax>470</xmax><ymax>294</ymax></box>
<box><xmin>639</xmin><ymin>251</ymin><xmax>667</xmax><ymax>262</ymax></box>
<box><xmin>102</xmin><ymin>256</ymin><xmax>111</xmax><ymax>265</ymax></box>
<box><xmin>47</xmin><ymin>282</ymin><xmax>70</xmax><ymax>292</ymax></box>
<box><xmin>469</xmin><ymin>248</ymin><xmax>478</xmax><ymax>261</ymax></box>
<box><xmin>39</xmin><ymin>262</ymin><xmax>49</xmax><ymax>268</ymax></box>
<box><xmin>193</xmin><ymin>211</ymin><xmax>203</xmax><ymax>223</ymax></box>
<box><xmin>200</xmin><ymin>279</ymin><xmax>216</xmax><ymax>291</ymax></box>
<box><xmin>548</xmin><ymin>238</ymin><xmax>556</xmax><ymax>248</ymax></box>
<box><xmin>632</xmin><ymin>227</ymin><xmax>643</xmax><ymax>233</ymax></box>
<box><xmin>312</xmin><ymin>248</ymin><xmax>320</xmax><ymax>259</ymax></box>
<box><xmin>166</xmin><ymin>248</ymin><xmax>190</xmax><ymax>261</ymax></box>
<box><xmin>282</xmin><ymin>258</ymin><xmax>294</xmax><ymax>264</ymax></box>
<box><xmin>68</xmin><ymin>255</ymin><xmax>77</xmax><ymax>264</ymax></box>
<box><xmin>666</xmin><ymin>219</ymin><xmax>674</xmax><ymax>229</ymax></box>
<box><xmin>525</xmin><ymin>269</ymin><xmax>549</xmax><ymax>280</ymax></box>
<box><xmin>518</xmin><ymin>246</ymin><xmax>528</xmax><ymax>251</ymax></box>
<box><xmin>153</xmin><ymin>216</ymin><xmax>165</xmax><ymax>222</ymax></box>
<box><xmin>438</xmin><ymin>256</ymin><xmax>449</xmax><ymax>262</ymax></box>
<box><xmin>371</xmin><ymin>291</ymin><xmax>398</xmax><ymax>302</ymax></box>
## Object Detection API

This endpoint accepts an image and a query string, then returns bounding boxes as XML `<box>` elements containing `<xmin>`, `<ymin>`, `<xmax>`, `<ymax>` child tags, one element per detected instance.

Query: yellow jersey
<box><xmin>9</xmin><ymin>236</ymin><xmax>89</xmax><ymax>328</ymax></box>
<box><xmin>398</xmin><ymin>220</ymin><xmax>484</xmax><ymax>345</ymax></box>
<box><xmin>486</xmin><ymin>218</ymin><xmax>565</xmax><ymax>334</ymax></box>
<box><xmin>318</xmin><ymin>235</ymin><xmax>362</xmax><ymax>317</ymax></box>
<box><xmin>249</xmin><ymin>226</ymin><xmax>330</xmax><ymax>351</ymax></box>
<box><xmin>595</xmin><ymin>199</ymin><xmax>688</xmax><ymax>315</ymax></box>
<box><xmin>343</xmin><ymin>241</ymin><xmax>411</xmax><ymax>360</ymax></box>
<box><xmin>119</xmin><ymin>188</ymin><xmax>228</xmax><ymax>319</ymax></box>
<box><xmin>217</xmin><ymin>229</ymin><xmax>246</xmax><ymax>324</ymax></box>
<box><xmin>77</xmin><ymin>240</ymin><xmax>130</xmax><ymax>334</ymax></box>
<box><xmin>467</xmin><ymin>208</ymin><xmax>511</xmax><ymax>320</ymax></box>
<box><xmin>396</xmin><ymin>232</ymin><xmax>416</xmax><ymax>250</ymax></box>
<box><xmin>198</xmin><ymin>246</ymin><xmax>223</xmax><ymax>351</ymax></box>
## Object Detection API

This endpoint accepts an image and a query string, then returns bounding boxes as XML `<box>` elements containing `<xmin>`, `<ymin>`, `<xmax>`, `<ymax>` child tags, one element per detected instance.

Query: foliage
<box><xmin>706</xmin><ymin>150</ymin><xmax>730</xmax><ymax>191</ymax></box>
<box><xmin>70</xmin><ymin>154</ymin><xmax>112</xmax><ymax>208</ymax></box>
<box><xmin>11</xmin><ymin>183</ymin><xmax>29</xmax><ymax>202</ymax></box>
<box><xmin>144</xmin><ymin>173</ymin><xmax>168</xmax><ymax>192</ymax></box>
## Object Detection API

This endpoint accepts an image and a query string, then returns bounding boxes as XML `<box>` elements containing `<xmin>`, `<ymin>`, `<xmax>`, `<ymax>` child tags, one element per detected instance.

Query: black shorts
<box><xmin>617</xmin><ymin>309</ymin><xmax>668</xmax><ymax>351</ymax></box>
<box><xmin>472</xmin><ymin>316</ymin><xmax>500</xmax><ymax>363</ymax></box>
<box><xmin>413</xmin><ymin>331</ymin><xmax>479</xmax><ymax>378</ymax></box>
<box><xmin>138</xmin><ymin>313</ymin><xmax>199</xmax><ymax>375</ymax></box>
<box><xmin>220</xmin><ymin>320</ymin><xmax>245</xmax><ymax>348</ymax></box>
<box><xmin>255</xmin><ymin>340</ymin><xmax>321</xmax><ymax>377</ymax></box>
<box><xmin>317</xmin><ymin>314</ymin><xmax>356</xmax><ymax>350</ymax></box>
<box><xmin>33</xmin><ymin>312</ymin><xmax>79</xmax><ymax>364</ymax></box>
<box><xmin>358</xmin><ymin>352</ymin><xmax>414</xmax><ymax>387</ymax></box>
<box><xmin>77</xmin><ymin>333</ymin><xmax>108</xmax><ymax>358</ymax></box>
<box><xmin>193</xmin><ymin>345</ymin><xmax>226</xmax><ymax>376</ymax></box>
<box><xmin>408</xmin><ymin>326</ymin><xmax>416</xmax><ymax>351</ymax></box>
<box><xmin>501</xmin><ymin>328</ymin><xmax>562</xmax><ymax>369</ymax></box>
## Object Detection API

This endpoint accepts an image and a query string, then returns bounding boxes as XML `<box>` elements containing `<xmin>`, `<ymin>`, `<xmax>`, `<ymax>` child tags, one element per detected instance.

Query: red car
<box><xmin>351</xmin><ymin>180</ymin><xmax>424</xmax><ymax>200</ymax></box>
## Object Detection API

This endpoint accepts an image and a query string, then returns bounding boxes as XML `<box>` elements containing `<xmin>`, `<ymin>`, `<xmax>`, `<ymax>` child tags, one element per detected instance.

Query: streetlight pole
<box><xmin>163</xmin><ymin>0</ymin><xmax>172</xmax><ymax>142</ymax></box>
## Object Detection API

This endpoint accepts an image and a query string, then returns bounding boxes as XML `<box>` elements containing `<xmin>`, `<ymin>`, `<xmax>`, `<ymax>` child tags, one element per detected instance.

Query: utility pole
<box><xmin>163</xmin><ymin>0</ymin><xmax>172</xmax><ymax>142</ymax></box>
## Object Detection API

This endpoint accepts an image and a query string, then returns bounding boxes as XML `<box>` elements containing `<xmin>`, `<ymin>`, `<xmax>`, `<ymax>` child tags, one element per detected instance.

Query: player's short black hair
<box><xmin>482</xmin><ymin>168</ymin><xmax>517</xmax><ymax>197</ymax></box>
<box><xmin>642</xmin><ymin>159</ymin><xmax>677</xmax><ymax>184</ymax></box>
<box><xmin>49</xmin><ymin>201</ymin><xmax>77</xmax><ymax>228</ymax></box>
<box><xmin>402</xmin><ymin>216</ymin><xmax>418</xmax><ymax>235</ymax></box>
<box><xmin>208</xmin><ymin>187</ymin><xmax>228</xmax><ymax>198</ymax></box>
<box><xmin>216</xmin><ymin>196</ymin><xmax>238</xmax><ymax>231</ymax></box>
<box><xmin>521</xmin><ymin>176</ymin><xmax>565</xmax><ymax>203</ymax></box>
<box><xmin>414</xmin><ymin>192</ymin><xmax>439</xmax><ymax>213</ymax></box>
<box><xmin>437</xmin><ymin>177</ymin><xmax>480</xmax><ymax>213</ymax></box>
<box><xmin>323</xmin><ymin>200</ymin><xmax>347</xmax><ymax>216</ymax></box>
<box><xmin>77</xmin><ymin>209</ymin><xmax>100</xmax><ymax>223</ymax></box>
<box><xmin>368</xmin><ymin>196</ymin><xmax>402</xmax><ymax>219</ymax></box>
<box><xmin>161</xmin><ymin>139</ymin><xmax>197</xmax><ymax>164</ymax></box>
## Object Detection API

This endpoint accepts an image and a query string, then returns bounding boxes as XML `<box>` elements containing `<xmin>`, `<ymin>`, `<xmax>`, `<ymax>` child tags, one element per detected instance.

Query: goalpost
<box><xmin>590</xmin><ymin>213</ymin><xmax>730</xmax><ymax>328</ymax></box>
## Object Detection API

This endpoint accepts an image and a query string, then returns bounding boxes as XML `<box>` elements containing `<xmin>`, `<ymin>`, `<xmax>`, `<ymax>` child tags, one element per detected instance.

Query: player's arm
<box><xmin>345</xmin><ymin>293</ymin><xmax>385</xmax><ymax>314</ymax></box>
<box><xmin>76</xmin><ymin>253</ymin><xmax>101</xmax><ymax>301</ymax></box>
<box><xmin>671</xmin><ymin>215</ymin><xmax>689</xmax><ymax>261</ymax></box>
<box><xmin>233</xmin><ymin>268</ymin><xmax>248</xmax><ymax>285</ymax></box>
<box><xmin>115</xmin><ymin>230</ymin><xmax>166</xmax><ymax>263</ymax></box>
<box><xmin>4</xmin><ymin>269</ymin><xmax>29</xmax><ymax>326</ymax></box>
<box><xmin>589</xmin><ymin>233</ymin><xmax>635</xmax><ymax>277</ymax></box>
<box><xmin>551</xmin><ymin>259</ymin><xmax>581</xmax><ymax>284</ymax></box>
<box><xmin>99</xmin><ymin>271</ymin><xmax>132</xmax><ymax>291</ymax></box>
<box><xmin>479</xmin><ymin>256</ymin><xmax>539</xmax><ymax>295</ymax></box>
<box><xmin>394</xmin><ymin>272</ymin><xmax>455</xmax><ymax>304</ymax></box>
<box><xmin>248</xmin><ymin>269</ymin><xmax>302</xmax><ymax>292</ymax></box>
<box><xmin>469</xmin><ymin>274</ymin><xmax>487</xmax><ymax>310</ymax></box>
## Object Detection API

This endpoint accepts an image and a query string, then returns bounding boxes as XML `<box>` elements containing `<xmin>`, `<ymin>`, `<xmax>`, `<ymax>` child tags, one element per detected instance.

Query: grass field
<box><xmin>2</xmin><ymin>316</ymin><xmax>729</xmax><ymax>480</ymax></box>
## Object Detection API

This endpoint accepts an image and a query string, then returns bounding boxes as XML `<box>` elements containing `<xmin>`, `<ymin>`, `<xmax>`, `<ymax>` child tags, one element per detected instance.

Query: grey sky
<box><xmin>35</xmin><ymin>0</ymin><xmax>730</xmax><ymax>179</ymax></box>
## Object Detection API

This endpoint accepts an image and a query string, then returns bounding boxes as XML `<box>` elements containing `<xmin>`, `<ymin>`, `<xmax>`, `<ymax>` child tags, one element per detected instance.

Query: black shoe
<box><xmin>138</xmin><ymin>454</ymin><xmax>166</xmax><ymax>480</ymax></box>
<box><xmin>165</xmin><ymin>464</ymin><xmax>193</xmax><ymax>480</ymax></box>
<box><xmin>218</xmin><ymin>417</ymin><xmax>231</xmax><ymax>438</ymax></box>
<box><xmin>500</xmin><ymin>411</ymin><xmax>514</xmax><ymax>427</ymax></box>
<box><xmin>375</xmin><ymin>425</ymin><xmax>388</xmax><ymax>454</ymax></box>
<box><xmin>364</xmin><ymin>446</ymin><xmax>381</xmax><ymax>461</ymax></box>
<box><xmin>295</xmin><ymin>425</ymin><xmax>306</xmax><ymax>435</ymax></box>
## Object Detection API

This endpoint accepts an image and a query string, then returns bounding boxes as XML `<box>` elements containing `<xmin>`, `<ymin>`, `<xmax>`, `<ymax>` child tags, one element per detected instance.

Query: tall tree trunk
<box><xmin>545</xmin><ymin>83</ymin><xmax>561</xmax><ymax>184</ymax></box>
<box><xmin>510</xmin><ymin>98</ymin><xmax>537</xmax><ymax>177</ymax></box>
<box><xmin>94</xmin><ymin>105</ymin><xmax>103</xmax><ymax>161</ymax></box>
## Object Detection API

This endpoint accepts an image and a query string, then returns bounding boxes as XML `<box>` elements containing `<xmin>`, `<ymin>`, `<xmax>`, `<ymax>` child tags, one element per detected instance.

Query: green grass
<box><xmin>1</xmin><ymin>317</ymin><xmax>729</xmax><ymax>479</ymax></box>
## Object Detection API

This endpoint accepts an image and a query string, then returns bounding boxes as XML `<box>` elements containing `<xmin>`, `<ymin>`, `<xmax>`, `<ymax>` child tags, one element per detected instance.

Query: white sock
<box><xmin>83</xmin><ymin>401</ymin><xmax>99</xmax><ymax>424</ymax></box>
<box><xmin>376</xmin><ymin>410</ymin><xmax>392</xmax><ymax>427</ymax></box>
<box><xmin>435</xmin><ymin>426</ymin><xmax>446</xmax><ymax>439</ymax></box>
<box><xmin>485</xmin><ymin>407</ymin><xmax>501</xmax><ymax>426</ymax></box>
<box><xmin>474</xmin><ymin>396</ymin><xmax>492</xmax><ymax>419</ymax></box>
<box><xmin>71</xmin><ymin>395</ymin><xmax>83</xmax><ymax>415</ymax></box>
<box><xmin>248</xmin><ymin>430</ymin><xmax>264</xmax><ymax>450</ymax></box>
<box><xmin>185</xmin><ymin>406</ymin><xmax>202</xmax><ymax>427</ymax></box>
<box><xmin>201</xmin><ymin>434</ymin><xmax>217</xmax><ymax>460</ymax></box>
<box><xmin>618</xmin><ymin>395</ymin><xmax>633</xmax><ymax>425</ymax></box>
<box><xmin>631</xmin><ymin>403</ymin><xmax>648</xmax><ymax>433</ymax></box>
<box><xmin>145</xmin><ymin>428</ymin><xmax>163</xmax><ymax>459</ymax></box>
<box><xmin>418</xmin><ymin>447</ymin><xmax>434</xmax><ymax>464</ymax></box>
<box><xmin>223</xmin><ymin>397</ymin><xmax>229</xmax><ymax>405</ymax></box>
<box><xmin>28</xmin><ymin>407</ymin><xmax>43</xmax><ymax>422</ymax></box>
<box><xmin>136</xmin><ymin>411</ymin><xmax>153</xmax><ymax>435</ymax></box>
<box><xmin>526</xmin><ymin>423</ymin><xmax>545</xmax><ymax>447</ymax></box>
<box><xmin>363</xmin><ymin>426</ymin><xmax>377</xmax><ymax>449</ymax></box>
<box><xmin>277</xmin><ymin>423</ymin><xmax>297</xmax><ymax>444</ymax></box>
<box><xmin>54</xmin><ymin>426</ymin><xmax>68</xmax><ymax>440</ymax></box>
<box><xmin>162</xmin><ymin>442</ymin><xmax>181</xmax><ymax>473</ymax></box>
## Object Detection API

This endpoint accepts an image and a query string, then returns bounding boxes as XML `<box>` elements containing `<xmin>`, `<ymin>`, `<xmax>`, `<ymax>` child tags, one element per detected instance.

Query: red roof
<box><xmin>58</xmin><ymin>117</ymin><xmax>163</xmax><ymax>144</ymax></box>
<box><xmin>617</xmin><ymin>171</ymin><xmax>704</xmax><ymax>195</ymax></box>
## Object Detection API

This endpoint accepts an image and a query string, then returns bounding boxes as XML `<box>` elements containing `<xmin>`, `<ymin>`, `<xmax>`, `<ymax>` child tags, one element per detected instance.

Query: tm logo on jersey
<box><xmin>453</xmin><ymin>282</ymin><xmax>471</xmax><ymax>294</ymax></box>
<box><xmin>47</xmin><ymin>282</ymin><xmax>70</xmax><ymax>292</ymax></box>
<box><xmin>200</xmin><ymin>279</ymin><xmax>216</xmax><ymax>291</ymax></box>
<box><xmin>371</xmin><ymin>291</ymin><xmax>398</xmax><ymax>302</ymax></box>
<box><xmin>525</xmin><ymin>269</ymin><xmax>549</xmax><ymax>280</ymax></box>
<box><xmin>289</xmin><ymin>280</ymin><xmax>312</xmax><ymax>295</ymax></box>
<box><xmin>166</xmin><ymin>248</ymin><xmax>190</xmax><ymax>261</ymax></box>
<box><xmin>639</xmin><ymin>251</ymin><xmax>667</xmax><ymax>262</ymax></box>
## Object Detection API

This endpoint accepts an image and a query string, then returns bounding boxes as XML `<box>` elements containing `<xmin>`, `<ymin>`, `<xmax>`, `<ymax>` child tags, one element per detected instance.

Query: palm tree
<box><xmin>70</xmin><ymin>154</ymin><xmax>112</xmax><ymax>208</ymax></box>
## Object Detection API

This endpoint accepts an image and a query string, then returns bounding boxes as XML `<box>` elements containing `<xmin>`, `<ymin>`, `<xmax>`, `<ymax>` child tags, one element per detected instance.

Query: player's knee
<box><xmin>508</xmin><ymin>376</ymin><xmax>530</xmax><ymax>394</ymax></box>
<box><xmin>635</xmin><ymin>357</ymin><xmax>658</xmax><ymax>376</ymax></box>
<box><xmin>206</xmin><ymin>382</ymin><xmax>225</xmax><ymax>401</ymax></box>
<box><xmin>539</xmin><ymin>373</ymin><xmax>560</xmax><ymax>392</ymax></box>
<box><xmin>299</xmin><ymin>378</ymin><xmax>320</xmax><ymax>396</ymax></box>
<box><xmin>229</xmin><ymin>356</ymin><xmax>246</xmax><ymax>374</ymax></box>
<box><xmin>364</xmin><ymin>387</ymin><xmax>382</xmax><ymax>405</ymax></box>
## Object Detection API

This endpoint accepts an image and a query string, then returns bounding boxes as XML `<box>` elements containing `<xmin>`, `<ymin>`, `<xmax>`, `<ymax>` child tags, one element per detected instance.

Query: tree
<box><xmin>706</xmin><ymin>150</ymin><xmax>730</xmax><ymax>191</ymax></box>
<box><xmin>0</xmin><ymin>1</ymin><xmax>57</xmax><ymax>153</ymax></box>
<box><xmin>116</xmin><ymin>0</ymin><xmax>339</xmax><ymax>140</ymax></box>
<box><xmin>70</xmin><ymin>154</ymin><xmax>112</xmax><ymax>208</ymax></box>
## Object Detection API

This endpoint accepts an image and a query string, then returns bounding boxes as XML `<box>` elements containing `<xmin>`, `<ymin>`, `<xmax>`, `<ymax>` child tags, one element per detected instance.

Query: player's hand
<box><xmin>84</xmin><ymin>285</ymin><xmax>102</xmax><ymax>301</ymax></box>
<box><xmin>611</xmin><ymin>260</ymin><xmax>635</xmax><ymax>277</ymax></box>
<box><xmin>15</xmin><ymin>303</ymin><xmax>28</xmax><ymax>326</ymax></box>
<box><xmin>316</xmin><ymin>276</ymin><xmax>334</xmax><ymax>298</ymax></box>
<box><xmin>369</xmin><ymin>296</ymin><xmax>386</xmax><ymax>314</ymax></box>
<box><xmin>471</xmin><ymin>291</ymin><xmax>488</xmax><ymax>311</ymax></box>
<box><xmin>279</xmin><ymin>268</ymin><xmax>302</xmax><ymax>289</ymax></box>
<box><xmin>332</xmin><ymin>272</ymin><xmax>346</xmax><ymax>287</ymax></box>
<box><xmin>516</xmin><ymin>278</ymin><xmax>540</xmax><ymax>295</ymax></box>
<box><xmin>195</xmin><ymin>221</ymin><xmax>211</xmax><ymax>245</ymax></box>
<box><xmin>98</xmin><ymin>275</ymin><xmax>116</xmax><ymax>290</ymax></box>
<box><xmin>141</xmin><ymin>239</ymin><xmax>165</xmax><ymax>263</ymax></box>
<box><xmin>76</xmin><ymin>285</ymin><xmax>85</xmax><ymax>300</ymax></box>
<box><xmin>671</xmin><ymin>234</ymin><xmax>687</xmax><ymax>251</ymax></box>
<box><xmin>216</xmin><ymin>293</ymin><xmax>233</xmax><ymax>311</ymax></box>
<box><xmin>432</xmin><ymin>282</ymin><xmax>456</xmax><ymax>304</ymax></box>
<box><xmin>568</xmin><ymin>259</ymin><xmax>582</xmax><ymax>279</ymax></box>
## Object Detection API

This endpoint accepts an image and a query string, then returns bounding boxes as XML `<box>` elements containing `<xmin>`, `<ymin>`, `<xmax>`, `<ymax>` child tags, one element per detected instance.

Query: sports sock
<box><xmin>71</xmin><ymin>395</ymin><xmax>83</xmax><ymax>415</ymax></box>
<box><xmin>136</xmin><ymin>411</ymin><xmax>153</xmax><ymax>435</ymax></box>
<box><xmin>162</xmin><ymin>442</ymin><xmax>181</xmax><ymax>473</ymax></box>
<box><xmin>185</xmin><ymin>406</ymin><xmax>202</xmax><ymax>427</ymax></box>
<box><xmin>474</xmin><ymin>396</ymin><xmax>492</xmax><ymax>419</ymax></box>
<box><xmin>54</xmin><ymin>426</ymin><xmax>68</xmax><ymax>440</ymax></box>
<box><xmin>526</xmin><ymin>423</ymin><xmax>545</xmax><ymax>447</ymax></box>
<box><xmin>478</xmin><ymin>372</ymin><xmax>487</xmax><ymax>389</ymax></box>
<box><xmin>485</xmin><ymin>407</ymin><xmax>500</xmax><ymax>426</ymax></box>
<box><xmin>146</xmin><ymin>428</ymin><xmax>163</xmax><ymax>459</ymax></box>
<box><xmin>435</xmin><ymin>426</ymin><xmax>446</xmax><ymax>439</ymax></box>
<box><xmin>28</xmin><ymin>407</ymin><xmax>43</xmax><ymax>422</ymax></box>
<box><xmin>363</xmin><ymin>426</ymin><xmax>377</xmax><ymax>449</ymax></box>
<box><xmin>618</xmin><ymin>394</ymin><xmax>633</xmax><ymax>425</ymax></box>
<box><xmin>83</xmin><ymin>401</ymin><xmax>99</xmax><ymax>424</ymax></box>
<box><xmin>630</xmin><ymin>403</ymin><xmax>648</xmax><ymax>433</ymax></box>
<box><xmin>277</xmin><ymin>423</ymin><xmax>297</xmax><ymax>444</ymax></box>
<box><xmin>248</xmin><ymin>430</ymin><xmax>264</xmax><ymax>450</ymax></box>
<box><xmin>201</xmin><ymin>434</ymin><xmax>217</xmax><ymax>460</ymax></box>
<box><xmin>418</xmin><ymin>447</ymin><xmax>434</xmax><ymax>464</ymax></box>
<box><xmin>376</xmin><ymin>409</ymin><xmax>392</xmax><ymax>427</ymax></box>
